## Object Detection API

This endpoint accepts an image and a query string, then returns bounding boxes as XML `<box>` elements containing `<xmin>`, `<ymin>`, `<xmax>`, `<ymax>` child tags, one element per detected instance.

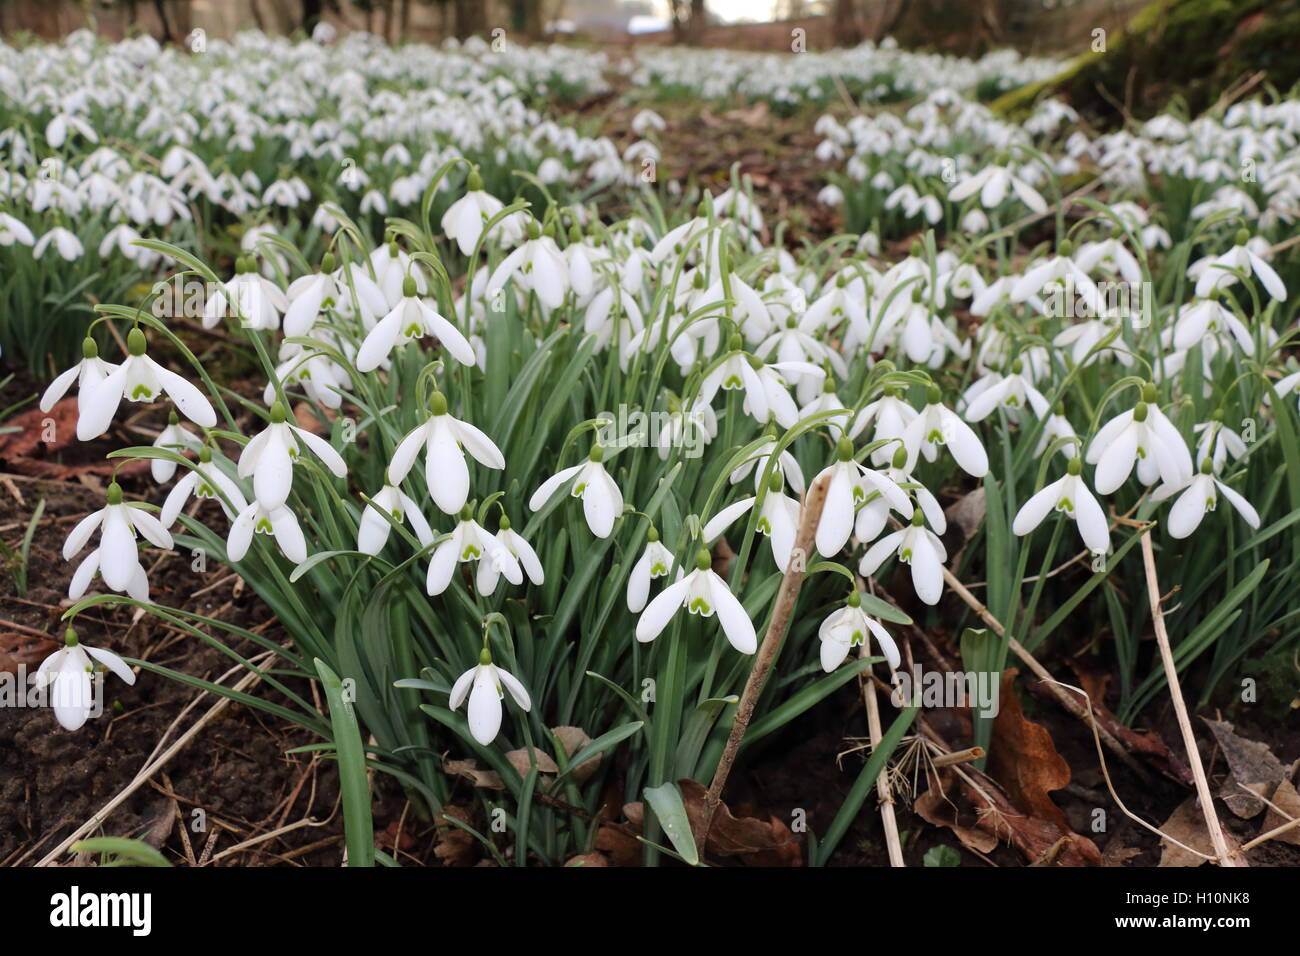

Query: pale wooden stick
<box><xmin>695</xmin><ymin>473</ymin><xmax>831</xmax><ymax>851</ymax></box>
<box><xmin>860</xmin><ymin>656</ymin><xmax>905</xmax><ymax>866</ymax></box>
<box><xmin>1138</xmin><ymin>530</ymin><xmax>1238</xmax><ymax>866</ymax></box>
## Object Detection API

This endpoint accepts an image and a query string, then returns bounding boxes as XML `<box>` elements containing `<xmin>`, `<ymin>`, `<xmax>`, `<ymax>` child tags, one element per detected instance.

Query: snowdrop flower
<box><xmin>35</xmin><ymin>628</ymin><xmax>135</xmax><ymax>732</ymax></box>
<box><xmin>441</xmin><ymin>169</ymin><xmax>505</xmax><ymax>256</ymax></box>
<box><xmin>1192</xmin><ymin>416</ymin><xmax>1247</xmax><ymax>472</ymax></box>
<box><xmin>1035</xmin><ymin>407</ymin><xmax>1080</xmax><ymax>460</ymax></box>
<box><xmin>635</xmin><ymin>549</ymin><xmax>757</xmax><ymax>654</ymax></box>
<box><xmin>730</xmin><ymin>432</ymin><xmax>804</xmax><ymax>494</ymax></box>
<box><xmin>1194</xmin><ymin>231</ymin><xmax>1286</xmax><ymax>301</ymax></box>
<box><xmin>703</xmin><ymin>471</ymin><xmax>802</xmax><ymax>572</ymax></box>
<box><xmin>859</xmin><ymin>508</ymin><xmax>947</xmax><ymax>605</ymax></box>
<box><xmin>77</xmin><ymin>329</ymin><xmax>216</xmax><ymax>441</ymax></box>
<box><xmin>855</xmin><ymin>445</ymin><xmax>944</xmax><ymax>545</ymax></box>
<box><xmin>947</xmin><ymin>162</ymin><xmax>1046</xmax><ymax>213</ymax></box>
<box><xmin>477</xmin><ymin>516</ymin><xmax>543</xmax><ymax>595</ymax></box>
<box><xmin>150</xmin><ymin>411</ymin><xmax>202</xmax><ymax>482</ymax></box>
<box><xmin>204</xmin><ymin>256</ymin><xmax>287</xmax><ymax>331</ymax></box>
<box><xmin>357</xmin><ymin>276</ymin><xmax>475</xmax><ymax>371</ymax></box>
<box><xmin>33</xmin><ymin>227</ymin><xmax>84</xmax><ymax>261</ymax></box>
<box><xmin>487</xmin><ymin>221</ymin><xmax>569</xmax><ymax>310</ymax></box>
<box><xmin>239</xmin><ymin>402</ymin><xmax>348</xmax><ymax>510</ymax></box>
<box><xmin>1012</xmin><ymin>457</ymin><xmax>1109</xmax><ymax>556</ymax></box>
<box><xmin>1152</xmin><ymin>460</ymin><xmax>1260</xmax><ymax>539</ymax></box>
<box><xmin>64</xmin><ymin>482</ymin><xmax>172</xmax><ymax>602</ymax></box>
<box><xmin>227</xmin><ymin>500</ymin><xmax>307</xmax><ymax>564</ymax></box>
<box><xmin>357</xmin><ymin>480</ymin><xmax>435</xmax><ymax>555</ymax></box>
<box><xmin>819</xmin><ymin>591</ymin><xmax>900</xmax><ymax>672</ymax></box>
<box><xmin>0</xmin><ymin>212</ymin><xmax>35</xmax><ymax>247</ymax></box>
<box><xmin>627</xmin><ymin>528</ymin><xmax>678</xmax><ymax>613</ymax></box>
<box><xmin>1171</xmin><ymin>294</ymin><xmax>1254</xmax><ymax>355</ymax></box>
<box><xmin>426</xmin><ymin>507</ymin><xmax>521</xmax><ymax>596</ymax></box>
<box><xmin>529</xmin><ymin>445</ymin><xmax>623</xmax><ymax>538</ymax></box>
<box><xmin>850</xmin><ymin>388</ymin><xmax>918</xmax><ymax>466</ymax></box>
<box><xmin>388</xmin><ymin>392</ymin><xmax>504</xmax><ymax>516</ymax></box>
<box><xmin>902</xmin><ymin>386</ymin><xmax>989</xmax><ymax>477</ymax></box>
<box><xmin>448</xmin><ymin>648</ymin><xmax>531</xmax><ymax>746</ymax></box>
<box><xmin>699</xmin><ymin>346</ymin><xmax>815</xmax><ymax>429</ymax></box>
<box><xmin>1011</xmin><ymin>241</ymin><xmax>1102</xmax><ymax>313</ymax></box>
<box><xmin>1086</xmin><ymin>388</ymin><xmax>1193</xmax><ymax>494</ymax></box>
<box><xmin>283</xmin><ymin>252</ymin><xmax>386</xmax><ymax>337</ymax></box>
<box><xmin>41</xmin><ymin>337</ymin><xmax>117</xmax><ymax>415</ymax></box>
<box><xmin>963</xmin><ymin>361</ymin><xmax>1050</xmax><ymax>423</ymax></box>
<box><xmin>814</xmin><ymin>438</ymin><xmax>913</xmax><ymax>557</ymax></box>
<box><xmin>160</xmin><ymin>446</ymin><xmax>248</xmax><ymax>528</ymax></box>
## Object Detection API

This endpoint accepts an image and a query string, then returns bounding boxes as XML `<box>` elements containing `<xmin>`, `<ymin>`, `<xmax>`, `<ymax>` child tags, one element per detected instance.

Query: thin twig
<box><xmin>695</xmin><ymin>472</ymin><xmax>831</xmax><ymax>851</ymax></box>
<box><xmin>1138</xmin><ymin>530</ymin><xmax>1237</xmax><ymax>867</ymax></box>
<box><xmin>860</xmin><ymin>654</ymin><xmax>904</xmax><ymax>866</ymax></box>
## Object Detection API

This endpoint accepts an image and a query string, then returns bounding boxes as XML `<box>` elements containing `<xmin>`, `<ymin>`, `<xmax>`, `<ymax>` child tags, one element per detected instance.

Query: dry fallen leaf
<box><xmin>443</xmin><ymin>757</ymin><xmax>505</xmax><ymax>790</ymax></box>
<box><xmin>989</xmin><ymin>670</ymin><xmax>1071</xmax><ymax>829</ymax></box>
<box><xmin>1261</xmin><ymin>777</ymin><xmax>1300</xmax><ymax>847</ymax></box>
<box><xmin>677</xmin><ymin>778</ymin><xmax>802</xmax><ymax>865</ymax></box>
<box><xmin>434</xmin><ymin>806</ymin><xmax>477</xmax><ymax>867</ymax></box>
<box><xmin>1158</xmin><ymin>797</ymin><xmax>1246</xmax><ymax>867</ymax></box>
<box><xmin>506</xmin><ymin>746</ymin><xmax>559</xmax><ymax>777</ymax></box>
<box><xmin>1204</xmin><ymin>718</ymin><xmax>1286</xmax><ymax>818</ymax></box>
<box><xmin>914</xmin><ymin>769</ymin><xmax>998</xmax><ymax>854</ymax></box>
<box><xmin>550</xmin><ymin>726</ymin><xmax>601</xmax><ymax>783</ymax></box>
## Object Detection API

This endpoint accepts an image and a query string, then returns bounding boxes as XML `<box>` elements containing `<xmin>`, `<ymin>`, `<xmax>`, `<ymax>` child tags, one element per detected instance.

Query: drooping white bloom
<box><xmin>1192</xmin><ymin>418</ymin><xmax>1247</xmax><ymax>472</ymax></box>
<box><xmin>729</xmin><ymin>433</ymin><xmax>804</xmax><ymax>494</ymax></box>
<box><xmin>448</xmin><ymin>650</ymin><xmax>532</xmax><ymax>745</ymax></box>
<box><xmin>859</xmin><ymin>510</ymin><xmax>947</xmax><ymax>605</ymax></box>
<box><xmin>388</xmin><ymin>392</ymin><xmax>504</xmax><ymax>516</ymax></box>
<box><xmin>627</xmin><ymin>530</ymin><xmax>678</xmax><ymax>613</ymax></box>
<box><xmin>1086</xmin><ymin>391</ymin><xmax>1193</xmax><ymax>494</ymax></box>
<box><xmin>356</xmin><ymin>276</ymin><xmax>476</xmax><ymax>371</ymax></box>
<box><xmin>357</xmin><ymin>482</ymin><xmax>435</xmax><ymax>555</ymax></box>
<box><xmin>850</xmin><ymin>389</ymin><xmax>918</xmax><ymax>466</ymax></box>
<box><xmin>963</xmin><ymin>364</ymin><xmax>1050</xmax><ymax>422</ymax></box>
<box><xmin>203</xmin><ymin>256</ymin><xmax>287</xmax><ymax>331</ymax></box>
<box><xmin>77</xmin><ymin>329</ymin><xmax>217</xmax><ymax>441</ymax></box>
<box><xmin>40</xmin><ymin>337</ymin><xmax>117</xmax><ymax>415</ymax></box>
<box><xmin>227</xmin><ymin>500</ymin><xmax>308</xmax><ymax>564</ymax></box>
<box><xmin>702</xmin><ymin>472</ymin><xmax>802</xmax><ymax>572</ymax></box>
<box><xmin>238</xmin><ymin>402</ymin><xmax>348</xmax><ymax>510</ymax></box>
<box><xmin>150</xmin><ymin>411</ymin><xmax>202</xmax><ymax>483</ymax></box>
<box><xmin>635</xmin><ymin>550</ymin><xmax>757</xmax><ymax>654</ymax></box>
<box><xmin>441</xmin><ymin>171</ymin><xmax>506</xmax><ymax>256</ymax></box>
<box><xmin>426</xmin><ymin>510</ymin><xmax>521</xmax><ymax>596</ymax></box>
<box><xmin>283</xmin><ymin>252</ymin><xmax>387</xmax><ymax>337</ymax></box>
<box><xmin>160</xmin><ymin>447</ymin><xmax>248</xmax><ymax>528</ymax></box>
<box><xmin>1194</xmin><ymin>235</ymin><xmax>1287</xmax><ymax>301</ymax></box>
<box><xmin>1012</xmin><ymin>457</ymin><xmax>1110</xmax><ymax>556</ymax></box>
<box><xmin>33</xmin><ymin>226</ymin><xmax>84</xmax><ymax>261</ymax></box>
<box><xmin>529</xmin><ymin>446</ymin><xmax>624</xmax><ymax>538</ymax></box>
<box><xmin>477</xmin><ymin>517</ymin><xmax>544</xmax><ymax>595</ymax></box>
<box><xmin>34</xmin><ymin>629</ymin><xmax>135</xmax><ymax>732</ymax></box>
<box><xmin>902</xmin><ymin>388</ymin><xmax>990</xmax><ymax>477</ymax></box>
<box><xmin>855</xmin><ymin>446</ymin><xmax>944</xmax><ymax>545</ymax></box>
<box><xmin>819</xmin><ymin>593</ymin><xmax>901</xmax><ymax>672</ymax></box>
<box><xmin>698</xmin><ymin>349</ymin><xmax>816</xmax><ymax>429</ymax></box>
<box><xmin>1152</xmin><ymin>462</ymin><xmax>1260</xmax><ymax>539</ymax></box>
<box><xmin>63</xmin><ymin>482</ymin><xmax>172</xmax><ymax>603</ymax></box>
<box><xmin>948</xmin><ymin>163</ymin><xmax>1047</xmax><ymax>213</ymax></box>
<box><xmin>486</xmin><ymin>223</ymin><xmax>569</xmax><ymax>310</ymax></box>
<box><xmin>814</xmin><ymin>439</ymin><xmax>913</xmax><ymax>557</ymax></box>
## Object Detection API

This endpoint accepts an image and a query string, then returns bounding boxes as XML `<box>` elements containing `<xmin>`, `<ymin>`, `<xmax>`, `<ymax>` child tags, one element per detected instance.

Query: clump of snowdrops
<box><xmin>38</xmin><ymin>135</ymin><xmax>1300</xmax><ymax>868</ymax></box>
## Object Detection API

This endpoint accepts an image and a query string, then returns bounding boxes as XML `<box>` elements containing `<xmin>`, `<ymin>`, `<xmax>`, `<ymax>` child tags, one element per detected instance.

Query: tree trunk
<box><xmin>832</xmin><ymin>0</ymin><xmax>862</xmax><ymax>47</ymax></box>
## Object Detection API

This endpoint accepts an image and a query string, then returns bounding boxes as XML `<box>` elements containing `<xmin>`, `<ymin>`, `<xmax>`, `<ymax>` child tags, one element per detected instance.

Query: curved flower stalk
<box><xmin>64</xmin><ymin>481</ymin><xmax>172</xmax><ymax>603</ymax></box>
<box><xmin>1012</xmin><ymin>457</ymin><xmax>1110</xmax><ymax>557</ymax></box>
<box><xmin>449</xmin><ymin>647</ymin><xmax>531</xmax><ymax>746</ymax></box>
<box><xmin>819</xmin><ymin>591</ymin><xmax>901</xmax><ymax>672</ymax></box>
<box><xmin>389</xmin><ymin>392</ymin><xmax>505</xmax><ymax>516</ymax></box>
<box><xmin>239</xmin><ymin>402</ymin><xmax>348</xmax><ymax>511</ymax></box>
<box><xmin>35</xmin><ymin>628</ymin><xmax>135</xmax><ymax>732</ymax></box>
<box><xmin>635</xmin><ymin>549</ymin><xmax>757</xmax><ymax>654</ymax></box>
<box><xmin>529</xmin><ymin>445</ymin><xmax>624</xmax><ymax>539</ymax></box>
<box><xmin>77</xmin><ymin>329</ymin><xmax>217</xmax><ymax>441</ymax></box>
<box><xmin>859</xmin><ymin>508</ymin><xmax>947</xmax><ymax>606</ymax></box>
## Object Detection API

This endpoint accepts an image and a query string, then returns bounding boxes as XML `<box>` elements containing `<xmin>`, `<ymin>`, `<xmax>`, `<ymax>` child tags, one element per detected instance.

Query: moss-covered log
<box><xmin>991</xmin><ymin>0</ymin><xmax>1300</xmax><ymax>125</ymax></box>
